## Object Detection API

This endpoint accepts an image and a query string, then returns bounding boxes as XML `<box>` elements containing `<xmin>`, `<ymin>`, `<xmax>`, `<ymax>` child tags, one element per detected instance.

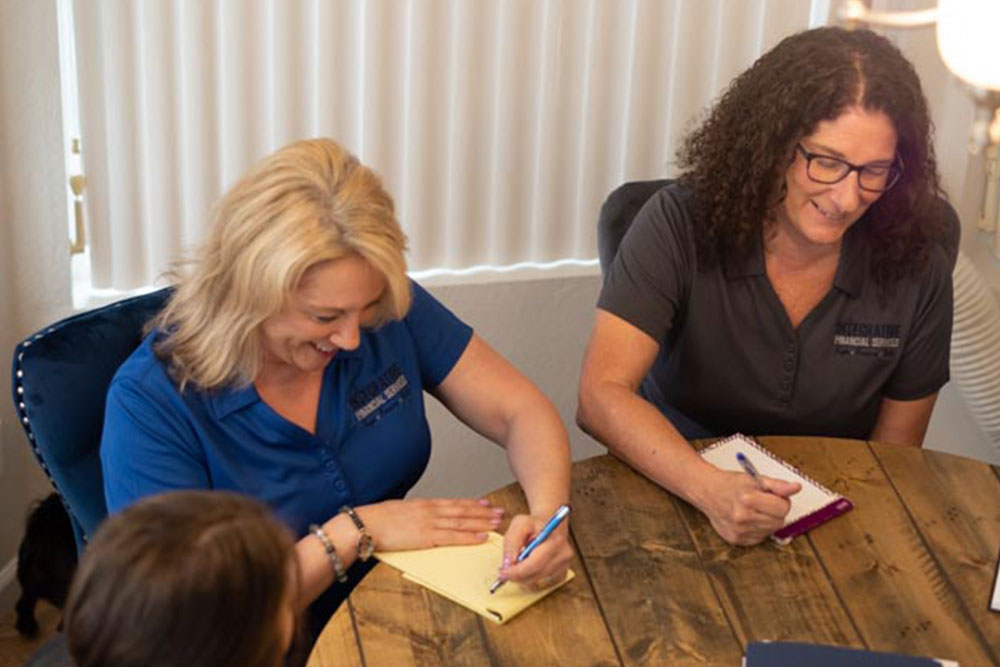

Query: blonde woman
<box><xmin>100</xmin><ymin>138</ymin><xmax>573</xmax><ymax>640</ymax></box>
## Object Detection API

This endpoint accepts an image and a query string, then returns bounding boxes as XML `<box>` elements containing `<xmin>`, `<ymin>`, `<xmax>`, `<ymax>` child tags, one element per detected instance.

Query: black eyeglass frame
<box><xmin>794</xmin><ymin>143</ymin><xmax>903</xmax><ymax>193</ymax></box>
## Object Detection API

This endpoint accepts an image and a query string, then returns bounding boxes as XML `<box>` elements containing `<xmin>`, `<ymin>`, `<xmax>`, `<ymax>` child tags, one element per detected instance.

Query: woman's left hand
<box><xmin>497</xmin><ymin>513</ymin><xmax>573</xmax><ymax>590</ymax></box>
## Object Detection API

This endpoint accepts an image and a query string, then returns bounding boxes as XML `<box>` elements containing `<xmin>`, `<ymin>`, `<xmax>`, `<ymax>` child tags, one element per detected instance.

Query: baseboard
<box><xmin>0</xmin><ymin>556</ymin><xmax>17</xmax><ymax>610</ymax></box>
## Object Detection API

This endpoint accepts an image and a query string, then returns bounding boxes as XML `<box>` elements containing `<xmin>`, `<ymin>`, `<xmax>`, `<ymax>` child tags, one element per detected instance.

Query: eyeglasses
<box><xmin>795</xmin><ymin>144</ymin><xmax>902</xmax><ymax>193</ymax></box>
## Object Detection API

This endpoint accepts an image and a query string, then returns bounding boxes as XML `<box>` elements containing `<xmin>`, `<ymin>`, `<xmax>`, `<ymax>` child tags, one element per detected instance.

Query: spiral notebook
<box><xmin>700</xmin><ymin>434</ymin><xmax>853</xmax><ymax>544</ymax></box>
<box><xmin>375</xmin><ymin>532</ymin><xmax>574</xmax><ymax>624</ymax></box>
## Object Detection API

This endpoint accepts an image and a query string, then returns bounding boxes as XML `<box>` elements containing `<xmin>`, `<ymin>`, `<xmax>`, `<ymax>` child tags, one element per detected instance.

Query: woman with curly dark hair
<box><xmin>578</xmin><ymin>27</ymin><xmax>954</xmax><ymax>546</ymax></box>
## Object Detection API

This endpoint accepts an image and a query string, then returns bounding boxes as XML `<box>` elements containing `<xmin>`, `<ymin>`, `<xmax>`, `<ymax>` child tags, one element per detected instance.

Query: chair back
<box><xmin>597</xmin><ymin>179</ymin><xmax>671</xmax><ymax>274</ymax></box>
<box><xmin>11</xmin><ymin>288</ymin><xmax>173</xmax><ymax>553</ymax></box>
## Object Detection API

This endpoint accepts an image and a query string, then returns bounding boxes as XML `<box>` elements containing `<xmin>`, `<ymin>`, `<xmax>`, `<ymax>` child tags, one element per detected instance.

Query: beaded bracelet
<box><xmin>309</xmin><ymin>523</ymin><xmax>348</xmax><ymax>583</ymax></box>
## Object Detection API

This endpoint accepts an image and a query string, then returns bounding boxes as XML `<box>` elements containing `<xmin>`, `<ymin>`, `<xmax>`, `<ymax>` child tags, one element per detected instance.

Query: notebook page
<box><xmin>700</xmin><ymin>434</ymin><xmax>839</xmax><ymax>525</ymax></box>
<box><xmin>376</xmin><ymin>532</ymin><xmax>574</xmax><ymax>624</ymax></box>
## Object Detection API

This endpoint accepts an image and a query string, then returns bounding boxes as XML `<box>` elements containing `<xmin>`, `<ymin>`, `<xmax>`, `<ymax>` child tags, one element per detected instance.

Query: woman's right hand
<box><xmin>696</xmin><ymin>469</ymin><xmax>800</xmax><ymax>546</ymax></box>
<box><xmin>356</xmin><ymin>498</ymin><xmax>505</xmax><ymax>552</ymax></box>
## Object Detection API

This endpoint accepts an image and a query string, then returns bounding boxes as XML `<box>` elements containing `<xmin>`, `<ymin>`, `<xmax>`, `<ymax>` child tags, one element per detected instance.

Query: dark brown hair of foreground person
<box><xmin>64</xmin><ymin>491</ymin><xmax>297</xmax><ymax>667</ymax></box>
<box><xmin>677</xmin><ymin>26</ymin><xmax>945</xmax><ymax>288</ymax></box>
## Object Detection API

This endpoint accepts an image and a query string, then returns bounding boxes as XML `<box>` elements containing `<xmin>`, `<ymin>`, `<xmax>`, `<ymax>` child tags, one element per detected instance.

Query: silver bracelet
<box><xmin>309</xmin><ymin>523</ymin><xmax>347</xmax><ymax>583</ymax></box>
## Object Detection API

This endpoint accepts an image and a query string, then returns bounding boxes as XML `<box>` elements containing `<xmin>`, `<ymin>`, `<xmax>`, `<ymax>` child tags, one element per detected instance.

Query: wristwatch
<box><xmin>340</xmin><ymin>505</ymin><xmax>374</xmax><ymax>562</ymax></box>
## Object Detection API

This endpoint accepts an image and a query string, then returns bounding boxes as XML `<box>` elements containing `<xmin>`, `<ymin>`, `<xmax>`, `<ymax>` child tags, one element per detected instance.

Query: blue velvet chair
<box><xmin>11</xmin><ymin>288</ymin><xmax>173</xmax><ymax>553</ymax></box>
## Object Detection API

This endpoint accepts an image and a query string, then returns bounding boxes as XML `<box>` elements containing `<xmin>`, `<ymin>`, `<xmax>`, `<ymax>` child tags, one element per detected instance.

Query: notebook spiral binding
<box><xmin>700</xmin><ymin>433</ymin><xmax>841</xmax><ymax>498</ymax></box>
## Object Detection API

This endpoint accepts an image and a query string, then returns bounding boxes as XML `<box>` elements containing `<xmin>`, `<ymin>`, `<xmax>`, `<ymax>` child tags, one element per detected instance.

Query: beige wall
<box><xmin>414</xmin><ymin>272</ymin><xmax>606</xmax><ymax>499</ymax></box>
<box><xmin>0</xmin><ymin>0</ymin><xmax>74</xmax><ymax>610</ymax></box>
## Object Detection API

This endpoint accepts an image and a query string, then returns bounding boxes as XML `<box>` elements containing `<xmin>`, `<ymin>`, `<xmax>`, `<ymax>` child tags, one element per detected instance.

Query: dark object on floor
<box><xmin>15</xmin><ymin>493</ymin><xmax>77</xmax><ymax>638</ymax></box>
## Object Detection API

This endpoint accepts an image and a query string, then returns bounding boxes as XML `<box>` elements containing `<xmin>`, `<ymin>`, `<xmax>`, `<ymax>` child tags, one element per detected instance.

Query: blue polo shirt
<box><xmin>100</xmin><ymin>281</ymin><xmax>474</xmax><ymax>538</ymax></box>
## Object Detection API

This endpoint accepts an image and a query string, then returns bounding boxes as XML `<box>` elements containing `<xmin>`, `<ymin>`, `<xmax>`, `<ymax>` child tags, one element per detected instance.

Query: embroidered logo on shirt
<box><xmin>349</xmin><ymin>363</ymin><xmax>411</xmax><ymax>425</ymax></box>
<box><xmin>833</xmin><ymin>322</ymin><xmax>901</xmax><ymax>357</ymax></box>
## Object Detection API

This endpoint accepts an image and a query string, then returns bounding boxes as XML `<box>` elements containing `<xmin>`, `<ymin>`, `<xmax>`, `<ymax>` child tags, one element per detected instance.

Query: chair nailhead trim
<box><xmin>15</xmin><ymin>328</ymin><xmax>90</xmax><ymax>543</ymax></box>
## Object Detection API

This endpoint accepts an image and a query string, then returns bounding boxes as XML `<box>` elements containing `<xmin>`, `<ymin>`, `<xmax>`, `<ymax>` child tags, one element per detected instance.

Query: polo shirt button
<box><xmin>334</xmin><ymin>481</ymin><xmax>346</xmax><ymax>492</ymax></box>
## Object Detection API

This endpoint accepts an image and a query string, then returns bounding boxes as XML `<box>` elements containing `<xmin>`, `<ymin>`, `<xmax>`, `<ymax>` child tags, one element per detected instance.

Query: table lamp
<box><xmin>841</xmin><ymin>0</ymin><xmax>1000</xmax><ymax>154</ymax></box>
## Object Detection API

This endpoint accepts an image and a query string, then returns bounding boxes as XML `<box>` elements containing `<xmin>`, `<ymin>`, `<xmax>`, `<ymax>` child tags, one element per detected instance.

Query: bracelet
<box><xmin>309</xmin><ymin>523</ymin><xmax>347</xmax><ymax>583</ymax></box>
<box><xmin>339</xmin><ymin>505</ymin><xmax>374</xmax><ymax>562</ymax></box>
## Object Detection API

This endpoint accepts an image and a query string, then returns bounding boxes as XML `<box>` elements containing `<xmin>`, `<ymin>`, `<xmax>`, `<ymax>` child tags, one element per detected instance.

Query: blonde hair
<box><xmin>65</xmin><ymin>491</ymin><xmax>297</xmax><ymax>667</ymax></box>
<box><xmin>151</xmin><ymin>138</ymin><xmax>411</xmax><ymax>391</ymax></box>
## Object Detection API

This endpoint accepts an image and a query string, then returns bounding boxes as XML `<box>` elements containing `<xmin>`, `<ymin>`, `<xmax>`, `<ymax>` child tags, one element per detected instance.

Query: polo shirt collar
<box><xmin>206</xmin><ymin>345</ymin><xmax>365</xmax><ymax>419</ymax></box>
<box><xmin>208</xmin><ymin>382</ymin><xmax>259</xmax><ymax>419</ymax></box>
<box><xmin>723</xmin><ymin>233</ymin><xmax>765</xmax><ymax>279</ymax></box>
<box><xmin>722</xmin><ymin>222</ymin><xmax>868</xmax><ymax>297</ymax></box>
<box><xmin>831</xmin><ymin>223</ymin><xmax>868</xmax><ymax>298</ymax></box>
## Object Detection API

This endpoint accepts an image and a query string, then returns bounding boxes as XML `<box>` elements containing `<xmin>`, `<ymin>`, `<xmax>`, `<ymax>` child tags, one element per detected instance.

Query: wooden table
<box><xmin>308</xmin><ymin>437</ymin><xmax>1000</xmax><ymax>666</ymax></box>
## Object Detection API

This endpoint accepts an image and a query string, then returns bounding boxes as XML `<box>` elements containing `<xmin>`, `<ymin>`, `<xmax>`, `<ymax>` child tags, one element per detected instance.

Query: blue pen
<box><xmin>489</xmin><ymin>504</ymin><xmax>571</xmax><ymax>594</ymax></box>
<box><xmin>736</xmin><ymin>452</ymin><xmax>768</xmax><ymax>492</ymax></box>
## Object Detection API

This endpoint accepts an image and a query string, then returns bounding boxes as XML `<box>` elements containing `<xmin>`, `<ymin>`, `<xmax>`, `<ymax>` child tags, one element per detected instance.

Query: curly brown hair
<box><xmin>677</xmin><ymin>26</ymin><xmax>945</xmax><ymax>287</ymax></box>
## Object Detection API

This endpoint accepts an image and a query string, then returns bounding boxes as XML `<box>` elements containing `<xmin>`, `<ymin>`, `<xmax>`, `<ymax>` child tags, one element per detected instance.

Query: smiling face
<box><xmin>258</xmin><ymin>254</ymin><xmax>386</xmax><ymax>378</ymax></box>
<box><xmin>776</xmin><ymin>105</ymin><xmax>898</xmax><ymax>252</ymax></box>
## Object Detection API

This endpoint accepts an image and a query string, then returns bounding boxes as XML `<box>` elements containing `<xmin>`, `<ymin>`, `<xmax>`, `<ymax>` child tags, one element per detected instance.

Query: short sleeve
<box><xmin>403</xmin><ymin>281</ymin><xmax>474</xmax><ymax>388</ymax></box>
<box><xmin>101</xmin><ymin>375</ymin><xmax>210</xmax><ymax>512</ymax></box>
<box><xmin>597</xmin><ymin>185</ymin><xmax>697</xmax><ymax>343</ymax></box>
<box><xmin>882</xmin><ymin>248</ymin><xmax>953</xmax><ymax>400</ymax></box>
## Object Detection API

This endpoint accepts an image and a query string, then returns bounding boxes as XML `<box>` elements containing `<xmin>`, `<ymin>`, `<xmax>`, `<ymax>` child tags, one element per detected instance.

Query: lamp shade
<box><xmin>937</xmin><ymin>0</ymin><xmax>1000</xmax><ymax>91</ymax></box>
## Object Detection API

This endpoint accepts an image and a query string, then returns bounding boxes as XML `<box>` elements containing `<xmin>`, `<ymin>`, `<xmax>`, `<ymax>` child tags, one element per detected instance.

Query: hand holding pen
<box><xmin>735</xmin><ymin>452</ymin><xmax>769</xmax><ymax>492</ymax></box>
<box><xmin>695</xmin><ymin>452</ymin><xmax>801</xmax><ymax>546</ymax></box>
<box><xmin>490</xmin><ymin>504</ymin><xmax>572</xmax><ymax>593</ymax></box>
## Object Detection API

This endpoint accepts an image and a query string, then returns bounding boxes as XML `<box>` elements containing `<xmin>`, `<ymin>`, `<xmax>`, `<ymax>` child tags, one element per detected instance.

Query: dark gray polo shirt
<box><xmin>598</xmin><ymin>183</ymin><xmax>952</xmax><ymax>439</ymax></box>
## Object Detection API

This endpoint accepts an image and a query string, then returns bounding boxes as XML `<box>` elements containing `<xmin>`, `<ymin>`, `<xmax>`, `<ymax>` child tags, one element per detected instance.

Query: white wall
<box><xmin>0</xmin><ymin>0</ymin><xmax>75</xmax><ymax>610</ymax></box>
<box><xmin>413</xmin><ymin>270</ymin><xmax>605</xmax><ymax>499</ymax></box>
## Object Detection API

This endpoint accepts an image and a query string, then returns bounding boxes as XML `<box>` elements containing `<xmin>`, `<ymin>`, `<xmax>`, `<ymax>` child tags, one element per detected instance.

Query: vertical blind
<box><xmin>72</xmin><ymin>0</ymin><xmax>817</xmax><ymax>291</ymax></box>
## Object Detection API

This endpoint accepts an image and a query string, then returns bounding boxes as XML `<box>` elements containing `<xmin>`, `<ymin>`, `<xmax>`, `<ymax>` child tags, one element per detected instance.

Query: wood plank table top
<box><xmin>308</xmin><ymin>437</ymin><xmax>1000</xmax><ymax>666</ymax></box>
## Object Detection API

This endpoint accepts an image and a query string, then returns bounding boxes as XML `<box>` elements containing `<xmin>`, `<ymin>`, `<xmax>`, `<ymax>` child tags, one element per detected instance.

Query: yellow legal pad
<box><xmin>375</xmin><ymin>532</ymin><xmax>574</xmax><ymax>624</ymax></box>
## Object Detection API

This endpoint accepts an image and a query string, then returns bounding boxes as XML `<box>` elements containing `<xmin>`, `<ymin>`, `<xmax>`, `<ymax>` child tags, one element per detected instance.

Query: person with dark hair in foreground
<box><xmin>578</xmin><ymin>27</ymin><xmax>952</xmax><ymax>546</ymax></box>
<box><xmin>64</xmin><ymin>491</ymin><xmax>298</xmax><ymax>667</ymax></box>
